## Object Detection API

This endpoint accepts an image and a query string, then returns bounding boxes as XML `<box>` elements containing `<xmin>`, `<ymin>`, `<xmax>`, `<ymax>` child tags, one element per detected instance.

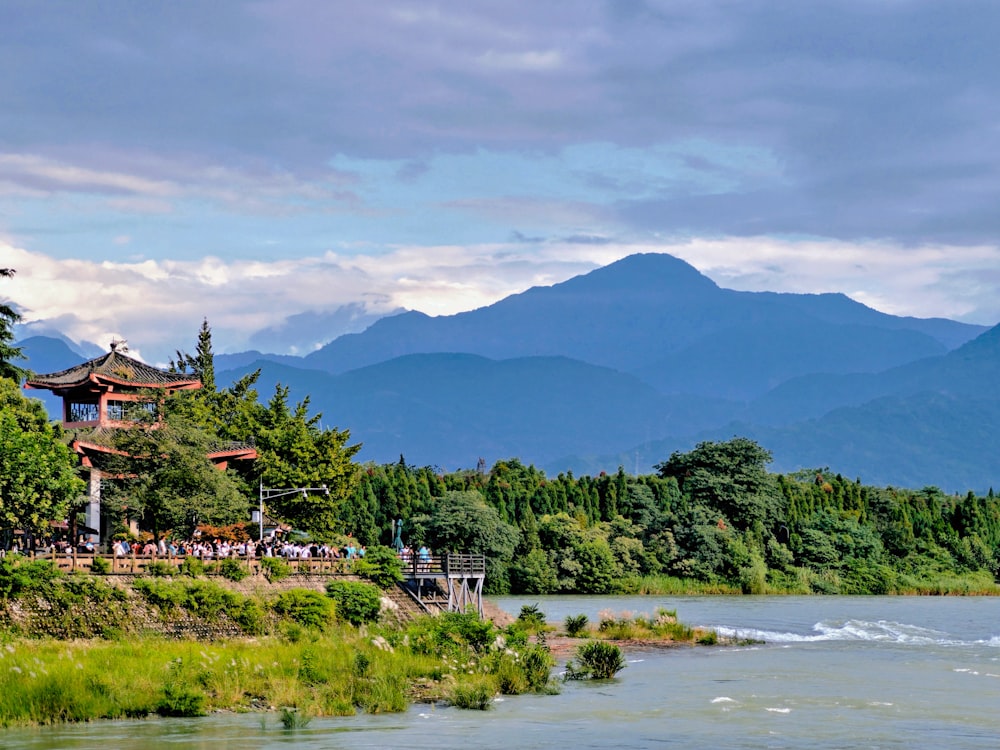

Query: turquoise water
<box><xmin>5</xmin><ymin>596</ymin><xmax>1000</xmax><ymax>749</ymax></box>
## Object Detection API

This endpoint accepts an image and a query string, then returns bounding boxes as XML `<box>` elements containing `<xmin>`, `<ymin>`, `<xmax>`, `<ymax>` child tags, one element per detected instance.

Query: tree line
<box><xmin>1</xmin><ymin>282</ymin><xmax>998</xmax><ymax>594</ymax></box>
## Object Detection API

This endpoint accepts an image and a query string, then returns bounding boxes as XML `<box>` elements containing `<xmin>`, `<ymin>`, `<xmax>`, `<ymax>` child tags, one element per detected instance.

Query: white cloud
<box><xmin>0</xmin><ymin>153</ymin><xmax>176</xmax><ymax>196</ymax></box>
<box><xmin>0</xmin><ymin>151</ymin><xmax>358</xmax><ymax>218</ymax></box>
<box><xmin>4</xmin><ymin>237</ymin><xmax>998</xmax><ymax>368</ymax></box>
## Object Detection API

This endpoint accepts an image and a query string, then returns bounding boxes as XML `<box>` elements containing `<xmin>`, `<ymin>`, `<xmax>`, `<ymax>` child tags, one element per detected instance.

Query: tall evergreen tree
<box><xmin>194</xmin><ymin>318</ymin><xmax>215</xmax><ymax>392</ymax></box>
<box><xmin>0</xmin><ymin>269</ymin><xmax>29</xmax><ymax>382</ymax></box>
<box><xmin>169</xmin><ymin>318</ymin><xmax>216</xmax><ymax>391</ymax></box>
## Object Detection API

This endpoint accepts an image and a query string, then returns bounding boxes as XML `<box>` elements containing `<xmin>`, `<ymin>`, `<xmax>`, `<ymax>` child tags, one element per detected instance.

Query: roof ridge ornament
<box><xmin>110</xmin><ymin>338</ymin><xmax>129</xmax><ymax>353</ymax></box>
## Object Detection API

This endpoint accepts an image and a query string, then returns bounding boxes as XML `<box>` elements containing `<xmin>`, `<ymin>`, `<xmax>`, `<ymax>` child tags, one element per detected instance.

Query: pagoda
<box><xmin>24</xmin><ymin>341</ymin><xmax>256</xmax><ymax>542</ymax></box>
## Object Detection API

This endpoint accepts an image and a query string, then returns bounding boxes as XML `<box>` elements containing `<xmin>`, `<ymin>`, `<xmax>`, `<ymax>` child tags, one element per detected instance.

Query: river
<box><xmin>5</xmin><ymin>595</ymin><xmax>999</xmax><ymax>749</ymax></box>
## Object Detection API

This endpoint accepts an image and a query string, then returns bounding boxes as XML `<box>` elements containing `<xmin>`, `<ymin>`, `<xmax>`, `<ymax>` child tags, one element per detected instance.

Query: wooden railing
<box><xmin>400</xmin><ymin>554</ymin><xmax>486</xmax><ymax>577</ymax></box>
<box><xmin>26</xmin><ymin>551</ymin><xmax>356</xmax><ymax>576</ymax></box>
<box><xmin>23</xmin><ymin>550</ymin><xmax>487</xmax><ymax>578</ymax></box>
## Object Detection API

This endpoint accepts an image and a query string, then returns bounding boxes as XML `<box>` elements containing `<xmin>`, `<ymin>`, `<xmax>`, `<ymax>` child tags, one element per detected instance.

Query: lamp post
<box><xmin>255</xmin><ymin>480</ymin><xmax>330</xmax><ymax>541</ymax></box>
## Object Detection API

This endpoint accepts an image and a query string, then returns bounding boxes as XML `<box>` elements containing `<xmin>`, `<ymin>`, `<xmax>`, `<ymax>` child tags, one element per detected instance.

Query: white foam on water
<box><xmin>765</xmin><ymin>707</ymin><xmax>792</xmax><ymax>714</ymax></box>
<box><xmin>716</xmin><ymin>619</ymin><xmax>970</xmax><ymax>646</ymax></box>
<box><xmin>714</xmin><ymin>626</ymin><xmax>826</xmax><ymax>643</ymax></box>
<box><xmin>711</xmin><ymin>697</ymin><xmax>736</xmax><ymax>704</ymax></box>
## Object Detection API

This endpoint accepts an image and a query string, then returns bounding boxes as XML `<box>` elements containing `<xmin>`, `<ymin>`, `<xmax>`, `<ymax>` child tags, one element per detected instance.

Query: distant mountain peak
<box><xmin>563</xmin><ymin>252</ymin><xmax>718</xmax><ymax>294</ymax></box>
<box><xmin>952</xmin><ymin>320</ymin><xmax>1000</xmax><ymax>358</ymax></box>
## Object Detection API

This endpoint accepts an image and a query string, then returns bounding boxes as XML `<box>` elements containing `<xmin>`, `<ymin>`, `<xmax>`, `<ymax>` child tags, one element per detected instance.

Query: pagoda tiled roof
<box><xmin>24</xmin><ymin>349</ymin><xmax>201</xmax><ymax>391</ymax></box>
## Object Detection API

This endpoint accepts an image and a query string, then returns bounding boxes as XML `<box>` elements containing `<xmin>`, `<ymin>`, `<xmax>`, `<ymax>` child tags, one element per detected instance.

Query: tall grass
<box><xmin>590</xmin><ymin>608</ymin><xmax>710</xmax><ymax>644</ymax></box>
<box><xmin>624</xmin><ymin>575</ymin><xmax>741</xmax><ymax>595</ymax></box>
<box><xmin>628</xmin><ymin>568</ymin><xmax>1000</xmax><ymax>597</ymax></box>
<box><xmin>0</xmin><ymin>611</ymin><xmax>557</xmax><ymax>727</ymax></box>
<box><xmin>0</xmin><ymin>560</ymin><xmax>557</xmax><ymax>727</ymax></box>
<box><xmin>892</xmin><ymin>569</ymin><xmax>999</xmax><ymax>595</ymax></box>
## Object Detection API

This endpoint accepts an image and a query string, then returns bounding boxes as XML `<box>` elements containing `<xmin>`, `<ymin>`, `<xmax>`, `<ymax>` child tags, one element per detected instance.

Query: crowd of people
<box><xmin>8</xmin><ymin>532</ymin><xmax>436</xmax><ymax>571</ymax></box>
<box><xmin>107</xmin><ymin>535</ymin><xmax>371</xmax><ymax>560</ymax></box>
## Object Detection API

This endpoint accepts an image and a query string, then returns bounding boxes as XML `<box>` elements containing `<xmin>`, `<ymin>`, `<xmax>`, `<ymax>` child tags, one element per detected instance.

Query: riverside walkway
<box><xmin>24</xmin><ymin>550</ymin><xmax>488</xmax><ymax>617</ymax></box>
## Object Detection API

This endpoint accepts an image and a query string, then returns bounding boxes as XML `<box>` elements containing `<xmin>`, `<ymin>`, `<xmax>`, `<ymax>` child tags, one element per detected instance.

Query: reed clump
<box><xmin>564</xmin><ymin>641</ymin><xmax>626</xmax><ymax>680</ymax></box>
<box><xmin>594</xmin><ymin>608</ymin><xmax>697</xmax><ymax>642</ymax></box>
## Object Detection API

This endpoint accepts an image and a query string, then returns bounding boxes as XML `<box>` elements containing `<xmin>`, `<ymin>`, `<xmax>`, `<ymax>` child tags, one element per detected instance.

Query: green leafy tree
<box><xmin>169</xmin><ymin>319</ymin><xmax>363</xmax><ymax>539</ymax></box>
<box><xmin>342</xmin><ymin>473</ymin><xmax>379</xmax><ymax>544</ymax></box>
<box><xmin>413</xmin><ymin>490</ymin><xmax>519</xmax><ymax>593</ymax></box>
<box><xmin>509</xmin><ymin>547</ymin><xmax>558</xmax><ymax>594</ymax></box>
<box><xmin>254</xmin><ymin>386</ymin><xmax>361</xmax><ymax>539</ymax></box>
<box><xmin>100</xmin><ymin>411</ymin><xmax>248</xmax><ymax>541</ymax></box>
<box><xmin>574</xmin><ymin>539</ymin><xmax>619</xmax><ymax>594</ymax></box>
<box><xmin>0</xmin><ymin>379</ymin><xmax>84</xmax><ymax>545</ymax></box>
<box><xmin>656</xmin><ymin>438</ymin><xmax>785</xmax><ymax>531</ymax></box>
<box><xmin>352</xmin><ymin>544</ymin><xmax>404</xmax><ymax>588</ymax></box>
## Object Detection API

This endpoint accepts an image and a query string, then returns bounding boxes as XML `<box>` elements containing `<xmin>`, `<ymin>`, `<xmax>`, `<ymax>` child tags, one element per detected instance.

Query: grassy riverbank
<box><xmin>617</xmin><ymin>569</ymin><xmax>1000</xmax><ymax>596</ymax></box>
<box><xmin>0</xmin><ymin>556</ymin><xmax>558</xmax><ymax>728</ymax></box>
<box><xmin>0</xmin><ymin>613</ymin><xmax>555</xmax><ymax>728</ymax></box>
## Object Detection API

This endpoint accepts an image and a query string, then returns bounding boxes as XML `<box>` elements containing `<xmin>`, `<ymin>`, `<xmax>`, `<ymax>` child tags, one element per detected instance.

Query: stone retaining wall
<box><xmin>0</xmin><ymin>573</ymin><xmax>426</xmax><ymax>639</ymax></box>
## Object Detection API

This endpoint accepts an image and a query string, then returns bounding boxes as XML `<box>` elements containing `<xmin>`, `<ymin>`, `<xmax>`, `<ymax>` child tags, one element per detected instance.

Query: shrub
<box><xmin>449</xmin><ymin>679</ymin><xmax>494</xmax><ymax>710</ymax></box>
<box><xmin>230</xmin><ymin>598</ymin><xmax>268</xmax><ymax>635</ymax></box>
<box><xmin>325</xmin><ymin>580</ymin><xmax>381</xmax><ymax>626</ymax></box>
<box><xmin>0</xmin><ymin>557</ymin><xmax>62</xmax><ymax>600</ymax></box>
<box><xmin>565</xmin><ymin>641</ymin><xmax>626</xmax><ymax>680</ymax></box>
<box><xmin>436</xmin><ymin>611</ymin><xmax>495</xmax><ymax>653</ymax></box>
<box><xmin>564</xmin><ymin>613</ymin><xmax>589</xmax><ymax>637</ymax></box>
<box><xmin>353</xmin><ymin>651</ymin><xmax>371</xmax><ymax>677</ymax></box>
<box><xmin>183</xmin><ymin>580</ymin><xmax>241</xmax><ymax>620</ymax></box>
<box><xmin>502</xmin><ymin>624</ymin><xmax>529</xmax><ymax>647</ymax></box>
<box><xmin>178</xmin><ymin>556</ymin><xmax>205</xmax><ymax>577</ymax></box>
<box><xmin>144</xmin><ymin>561</ymin><xmax>175</xmax><ymax>577</ymax></box>
<box><xmin>156</xmin><ymin>684</ymin><xmax>207</xmax><ymax>717</ymax></box>
<box><xmin>133</xmin><ymin>578</ymin><xmax>187</xmax><ymax>611</ymax></box>
<box><xmin>297</xmin><ymin>647</ymin><xmax>327</xmax><ymax>685</ymax></box>
<box><xmin>489</xmin><ymin>644</ymin><xmax>553</xmax><ymax>692</ymax></box>
<box><xmin>218</xmin><ymin>557</ymin><xmax>249</xmax><ymax>582</ymax></box>
<box><xmin>260</xmin><ymin>556</ymin><xmax>291</xmax><ymax>582</ymax></box>
<box><xmin>406</xmin><ymin>611</ymin><xmax>498</xmax><ymax>658</ymax></box>
<box><xmin>696</xmin><ymin>630</ymin><xmax>718</xmax><ymax>645</ymax></box>
<box><xmin>352</xmin><ymin>545</ymin><xmax>403</xmax><ymax>588</ymax></box>
<box><xmin>525</xmin><ymin>645</ymin><xmax>555</xmax><ymax>690</ymax></box>
<box><xmin>156</xmin><ymin>659</ymin><xmax>207</xmax><ymax>717</ymax></box>
<box><xmin>60</xmin><ymin>575</ymin><xmax>127</xmax><ymax>605</ymax></box>
<box><xmin>273</xmin><ymin>588</ymin><xmax>334</xmax><ymax>629</ymax></box>
<box><xmin>516</xmin><ymin>603</ymin><xmax>546</xmax><ymax>632</ymax></box>
<box><xmin>89</xmin><ymin>556</ymin><xmax>111</xmax><ymax>575</ymax></box>
<box><xmin>279</xmin><ymin>707</ymin><xmax>312</xmax><ymax>729</ymax></box>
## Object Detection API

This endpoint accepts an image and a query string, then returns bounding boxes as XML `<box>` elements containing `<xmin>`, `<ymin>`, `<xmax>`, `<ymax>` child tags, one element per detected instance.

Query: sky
<box><xmin>2</xmin><ymin>0</ymin><xmax>1000</xmax><ymax>365</ymax></box>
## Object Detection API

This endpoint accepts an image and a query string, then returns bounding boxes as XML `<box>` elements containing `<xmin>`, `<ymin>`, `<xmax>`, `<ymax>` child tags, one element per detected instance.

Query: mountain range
<box><xmin>17</xmin><ymin>253</ymin><xmax>999</xmax><ymax>492</ymax></box>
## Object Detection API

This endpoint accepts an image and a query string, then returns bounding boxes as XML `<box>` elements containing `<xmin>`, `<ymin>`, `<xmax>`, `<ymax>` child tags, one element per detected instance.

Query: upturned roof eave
<box><xmin>23</xmin><ymin>350</ymin><xmax>201</xmax><ymax>392</ymax></box>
